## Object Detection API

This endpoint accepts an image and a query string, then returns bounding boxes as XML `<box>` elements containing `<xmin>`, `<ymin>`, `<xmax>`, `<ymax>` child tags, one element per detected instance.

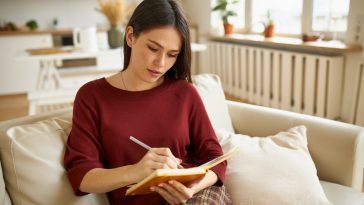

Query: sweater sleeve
<box><xmin>64</xmin><ymin>82</ymin><xmax>105</xmax><ymax>195</ymax></box>
<box><xmin>187</xmin><ymin>84</ymin><xmax>227</xmax><ymax>185</ymax></box>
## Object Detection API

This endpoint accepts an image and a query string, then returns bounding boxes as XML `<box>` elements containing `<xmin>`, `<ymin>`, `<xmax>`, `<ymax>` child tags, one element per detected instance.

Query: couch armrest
<box><xmin>227</xmin><ymin>100</ymin><xmax>364</xmax><ymax>191</ymax></box>
<box><xmin>0</xmin><ymin>108</ymin><xmax>72</xmax><ymax>132</ymax></box>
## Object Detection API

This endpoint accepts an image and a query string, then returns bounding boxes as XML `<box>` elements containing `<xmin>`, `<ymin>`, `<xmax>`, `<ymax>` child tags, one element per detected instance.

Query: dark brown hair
<box><xmin>123</xmin><ymin>0</ymin><xmax>191</xmax><ymax>82</ymax></box>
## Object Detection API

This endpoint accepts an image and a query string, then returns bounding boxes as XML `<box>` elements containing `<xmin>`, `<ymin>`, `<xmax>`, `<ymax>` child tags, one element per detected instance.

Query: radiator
<box><xmin>205</xmin><ymin>42</ymin><xmax>345</xmax><ymax>120</ymax></box>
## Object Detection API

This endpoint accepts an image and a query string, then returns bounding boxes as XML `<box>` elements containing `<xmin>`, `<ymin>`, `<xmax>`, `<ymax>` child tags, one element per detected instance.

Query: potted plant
<box><xmin>262</xmin><ymin>10</ymin><xmax>274</xmax><ymax>38</ymax></box>
<box><xmin>212</xmin><ymin>0</ymin><xmax>239</xmax><ymax>35</ymax></box>
<box><xmin>96</xmin><ymin>0</ymin><xmax>135</xmax><ymax>48</ymax></box>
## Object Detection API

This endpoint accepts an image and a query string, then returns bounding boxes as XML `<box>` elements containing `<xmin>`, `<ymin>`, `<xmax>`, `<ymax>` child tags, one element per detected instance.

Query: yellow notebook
<box><xmin>125</xmin><ymin>147</ymin><xmax>239</xmax><ymax>196</ymax></box>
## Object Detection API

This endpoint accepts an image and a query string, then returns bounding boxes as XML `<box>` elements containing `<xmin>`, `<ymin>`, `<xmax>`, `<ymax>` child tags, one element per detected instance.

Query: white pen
<box><xmin>129</xmin><ymin>136</ymin><xmax>183</xmax><ymax>169</ymax></box>
<box><xmin>129</xmin><ymin>136</ymin><xmax>151</xmax><ymax>150</ymax></box>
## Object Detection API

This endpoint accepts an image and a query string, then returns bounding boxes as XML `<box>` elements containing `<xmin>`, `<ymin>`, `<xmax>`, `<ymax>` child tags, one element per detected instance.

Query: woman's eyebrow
<box><xmin>147</xmin><ymin>39</ymin><xmax>180</xmax><ymax>52</ymax></box>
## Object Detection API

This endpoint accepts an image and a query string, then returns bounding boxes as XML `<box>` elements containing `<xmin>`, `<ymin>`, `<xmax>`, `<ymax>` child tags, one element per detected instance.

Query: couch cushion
<box><xmin>321</xmin><ymin>180</ymin><xmax>364</xmax><ymax>205</ymax></box>
<box><xmin>216</xmin><ymin>126</ymin><xmax>332</xmax><ymax>205</ymax></box>
<box><xmin>0</xmin><ymin>112</ymin><xmax>108</xmax><ymax>205</ymax></box>
<box><xmin>192</xmin><ymin>74</ymin><xmax>235</xmax><ymax>133</ymax></box>
<box><xmin>0</xmin><ymin>161</ymin><xmax>12</xmax><ymax>205</ymax></box>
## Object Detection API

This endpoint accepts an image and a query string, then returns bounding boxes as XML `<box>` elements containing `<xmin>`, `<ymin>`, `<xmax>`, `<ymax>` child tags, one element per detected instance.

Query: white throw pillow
<box><xmin>192</xmin><ymin>74</ymin><xmax>235</xmax><ymax>133</ymax></box>
<box><xmin>0</xmin><ymin>113</ymin><xmax>108</xmax><ymax>205</ymax></box>
<box><xmin>216</xmin><ymin>126</ymin><xmax>332</xmax><ymax>205</ymax></box>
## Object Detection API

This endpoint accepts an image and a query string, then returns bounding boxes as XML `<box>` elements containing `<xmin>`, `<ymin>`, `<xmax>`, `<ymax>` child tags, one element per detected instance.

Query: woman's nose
<box><xmin>154</xmin><ymin>53</ymin><xmax>166</xmax><ymax>67</ymax></box>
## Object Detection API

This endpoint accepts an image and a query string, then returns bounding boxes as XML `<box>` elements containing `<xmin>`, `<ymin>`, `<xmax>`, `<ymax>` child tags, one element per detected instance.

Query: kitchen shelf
<box><xmin>0</xmin><ymin>28</ymin><xmax>108</xmax><ymax>36</ymax></box>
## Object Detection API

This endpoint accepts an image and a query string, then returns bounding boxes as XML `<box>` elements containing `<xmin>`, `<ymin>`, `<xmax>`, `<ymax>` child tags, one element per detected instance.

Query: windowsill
<box><xmin>209</xmin><ymin>34</ymin><xmax>362</xmax><ymax>56</ymax></box>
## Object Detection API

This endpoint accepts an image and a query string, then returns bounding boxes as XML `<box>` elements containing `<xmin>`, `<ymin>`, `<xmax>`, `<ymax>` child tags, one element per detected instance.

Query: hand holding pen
<box><xmin>130</xmin><ymin>136</ymin><xmax>184</xmax><ymax>169</ymax></box>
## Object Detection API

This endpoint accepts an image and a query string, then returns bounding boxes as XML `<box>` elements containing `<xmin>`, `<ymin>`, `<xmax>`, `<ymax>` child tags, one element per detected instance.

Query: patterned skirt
<box><xmin>162</xmin><ymin>185</ymin><xmax>232</xmax><ymax>205</ymax></box>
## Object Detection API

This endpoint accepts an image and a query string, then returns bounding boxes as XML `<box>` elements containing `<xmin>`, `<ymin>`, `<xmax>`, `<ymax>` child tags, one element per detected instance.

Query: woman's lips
<box><xmin>147</xmin><ymin>69</ymin><xmax>162</xmax><ymax>77</ymax></box>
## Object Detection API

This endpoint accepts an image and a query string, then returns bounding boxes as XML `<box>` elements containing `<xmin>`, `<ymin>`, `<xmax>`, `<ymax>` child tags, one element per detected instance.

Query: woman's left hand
<box><xmin>151</xmin><ymin>180</ymin><xmax>198</xmax><ymax>205</ymax></box>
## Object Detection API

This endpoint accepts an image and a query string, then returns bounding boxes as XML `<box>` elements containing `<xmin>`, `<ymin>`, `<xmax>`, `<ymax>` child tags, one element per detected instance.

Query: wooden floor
<box><xmin>225</xmin><ymin>93</ymin><xmax>249</xmax><ymax>103</ymax></box>
<box><xmin>0</xmin><ymin>93</ymin><xmax>28</xmax><ymax>121</ymax></box>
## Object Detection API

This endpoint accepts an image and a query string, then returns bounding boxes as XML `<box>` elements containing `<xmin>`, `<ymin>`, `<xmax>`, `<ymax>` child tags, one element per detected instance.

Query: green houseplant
<box><xmin>212</xmin><ymin>0</ymin><xmax>239</xmax><ymax>35</ymax></box>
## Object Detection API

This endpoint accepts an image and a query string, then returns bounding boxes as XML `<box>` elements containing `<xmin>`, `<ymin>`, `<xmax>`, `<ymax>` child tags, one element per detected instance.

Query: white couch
<box><xmin>0</xmin><ymin>74</ymin><xmax>364</xmax><ymax>205</ymax></box>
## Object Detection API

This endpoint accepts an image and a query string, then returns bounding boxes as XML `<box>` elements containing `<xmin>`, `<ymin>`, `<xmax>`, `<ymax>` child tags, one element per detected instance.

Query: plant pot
<box><xmin>264</xmin><ymin>24</ymin><xmax>274</xmax><ymax>38</ymax></box>
<box><xmin>223</xmin><ymin>23</ymin><xmax>234</xmax><ymax>35</ymax></box>
<box><xmin>107</xmin><ymin>26</ymin><xmax>123</xmax><ymax>48</ymax></box>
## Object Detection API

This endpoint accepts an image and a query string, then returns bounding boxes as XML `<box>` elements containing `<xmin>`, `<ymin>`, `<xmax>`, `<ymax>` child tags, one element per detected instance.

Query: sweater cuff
<box><xmin>66</xmin><ymin>162</ymin><xmax>103</xmax><ymax>195</ymax></box>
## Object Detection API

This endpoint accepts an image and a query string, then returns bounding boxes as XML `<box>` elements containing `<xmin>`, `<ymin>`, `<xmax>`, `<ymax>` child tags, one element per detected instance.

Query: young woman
<box><xmin>64</xmin><ymin>0</ymin><xmax>231</xmax><ymax>204</ymax></box>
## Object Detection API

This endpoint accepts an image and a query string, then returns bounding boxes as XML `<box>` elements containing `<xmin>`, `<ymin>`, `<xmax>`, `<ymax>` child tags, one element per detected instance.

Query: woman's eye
<box><xmin>147</xmin><ymin>45</ymin><xmax>158</xmax><ymax>52</ymax></box>
<box><xmin>168</xmin><ymin>53</ymin><xmax>178</xmax><ymax>58</ymax></box>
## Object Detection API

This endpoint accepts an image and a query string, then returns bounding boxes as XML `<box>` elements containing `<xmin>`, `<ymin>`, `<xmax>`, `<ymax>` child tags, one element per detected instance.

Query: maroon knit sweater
<box><xmin>64</xmin><ymin>77</ymin><xmax>226</xmax><ymax>205</ymax></box>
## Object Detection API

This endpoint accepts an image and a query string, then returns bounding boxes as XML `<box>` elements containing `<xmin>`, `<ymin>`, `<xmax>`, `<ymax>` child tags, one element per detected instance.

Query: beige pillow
<box><xmin>0</xmin><ymin>113</ymin><xmax>108</xmax><ymax>205</ymax></box>
<box><xmin>216</xmin><ymin>126</ymin><xmax>332</xmax><ymax>205</ymax></box>
<box><xmin>0</xmin><ymin>161</ymin><xmax>12</xmax><ymax>205</ymax></box>
<box><xmin>192</xmin><ymin>74</ymin><xmax>235</xmax><ymax>133</ymax></box>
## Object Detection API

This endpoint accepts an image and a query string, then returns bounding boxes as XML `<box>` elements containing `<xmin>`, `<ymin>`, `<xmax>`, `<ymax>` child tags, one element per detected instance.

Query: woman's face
<box><xmin>126</xmin><ymin>25</ymin><xmax>182</xmax><ymax>84</ymax></box>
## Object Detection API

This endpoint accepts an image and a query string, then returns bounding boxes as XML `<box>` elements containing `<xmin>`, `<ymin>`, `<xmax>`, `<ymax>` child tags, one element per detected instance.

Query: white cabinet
<box><xmin>0</xmin><ymin>34</ymin><xmax>53</xmax><ymax>95</ymax></box>
<box><xmin>97</xmin><ymin>48</ymin><xmax>123</xmax><ymax>70</ymax></box>
<box><xmin>59</xmin><ymin>69</ymin><xmax>117</xmax><ymax>90</ymax></box>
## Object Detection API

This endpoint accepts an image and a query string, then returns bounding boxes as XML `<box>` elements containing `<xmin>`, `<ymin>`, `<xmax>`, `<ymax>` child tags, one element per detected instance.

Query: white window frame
<box><xmin>221</xmin><ymin>0</ymin><xmax>349</xmax><ymax>40</ymax></box>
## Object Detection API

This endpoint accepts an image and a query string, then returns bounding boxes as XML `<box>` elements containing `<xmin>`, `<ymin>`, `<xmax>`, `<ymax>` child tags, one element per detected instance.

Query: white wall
<box><xmin>0</xmin><ymin>0</ymin><xmax>108</xmax><ymax>29</ymax></box>
<box><xmin>182</xmin><ymin>0</ymin><xmax>211</xmax><ymax>36</ymax></box>
<box><xmin>341</xmin><ymin>0</ymin><xmax>364</xmax><ymax>124</ymax></box>
<box><xmin>346</xmin><ymin>0</ymin><xmax>364</xmax><ymax>45</ymax></box>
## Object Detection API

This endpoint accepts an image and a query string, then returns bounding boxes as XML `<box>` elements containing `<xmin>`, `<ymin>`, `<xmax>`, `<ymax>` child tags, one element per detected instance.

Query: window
<box><xmin>312</xmin><ymin>0</ymin><xmax>350</xmax><ymax>32</ymax></box>
<box><xmin>211</xmin><ymin>0</ymin><xmax>245</xmax><ymax>30</ymax></box>
<box><xmin>209</xmin><ymin>0</ymin><xmax>351</xmax><ymax>38</ymax></box>
<box><xmin>251</xmin><ymin>0</ymin><xmax>303</xmax><ymax>34</ymax></box>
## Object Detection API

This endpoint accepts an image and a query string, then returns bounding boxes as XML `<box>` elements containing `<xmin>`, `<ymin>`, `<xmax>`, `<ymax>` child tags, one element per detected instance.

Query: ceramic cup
<box><xmin>73</xmin><ymin>27</ymin><xmax>99</xmax><ymax>52</ymax></box>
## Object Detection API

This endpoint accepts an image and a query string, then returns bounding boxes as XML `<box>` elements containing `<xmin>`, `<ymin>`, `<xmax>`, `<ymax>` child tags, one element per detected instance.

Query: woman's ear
<box><xmin>125</xmin><ymin>26</ymin><xmax>134</xmax><ymax>47</ymax></box>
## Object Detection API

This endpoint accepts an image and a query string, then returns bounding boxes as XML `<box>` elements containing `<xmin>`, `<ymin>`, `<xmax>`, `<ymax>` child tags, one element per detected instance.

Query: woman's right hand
<box><xmin>129</xmin><ymin>148</ymin><xmax>182</xmax><ymax>183</ymax></box>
